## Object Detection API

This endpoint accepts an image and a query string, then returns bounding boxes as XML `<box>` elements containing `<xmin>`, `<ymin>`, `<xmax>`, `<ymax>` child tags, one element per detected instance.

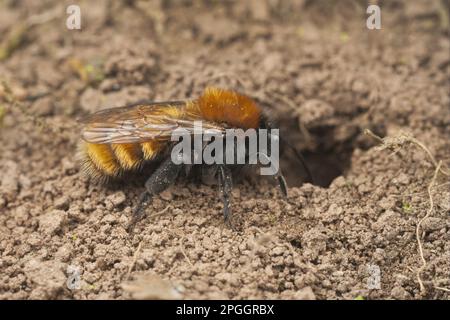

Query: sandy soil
<box><xmin>0</xmin><ymin>0</ymin><xmax>449</xmax><ymax>300</ymax></box>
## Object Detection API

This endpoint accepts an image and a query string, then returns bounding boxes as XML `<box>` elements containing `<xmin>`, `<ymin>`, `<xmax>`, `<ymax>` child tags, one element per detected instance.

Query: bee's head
<box><xmin>258</xmin><ymin>114</ymin><xmax>314</xmax><ymax>184</ymax></box>
<box><xmin>259</xmin><ymin>115</ymin><xmax>275</xmax><ymax>130</ymax></box>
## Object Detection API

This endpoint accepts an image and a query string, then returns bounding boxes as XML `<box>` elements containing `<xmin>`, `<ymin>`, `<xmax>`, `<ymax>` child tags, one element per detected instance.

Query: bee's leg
<box><xmin>250</xmin><ymin>151</ymin><xmax>288</xmax><ymax>197</ymax></box>
<box><xmin>217</xmin><ymin>165</ymin><xmax>233</xmax><ymax>228</ymax></box>
<box><xmin>267</xmin><ymin>159</ymin><xmax>288</xmax><ymax>197</ymax></box>
<box><xmin>276</xmin><ymin>172</ymin><xmax>288</xmax><ymax>197</ymax></box>
<box><xmin>128</xmin><ymin>157</ymin><xmax>182</xmax><ymax>232</ymax></box>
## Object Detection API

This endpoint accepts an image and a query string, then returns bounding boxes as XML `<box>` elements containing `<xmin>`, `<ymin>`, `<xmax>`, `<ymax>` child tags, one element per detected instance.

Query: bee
<box><xmin>78</xmin><ymin>87</ymin><xmax>312</xmax><ymax>230</ymax></box>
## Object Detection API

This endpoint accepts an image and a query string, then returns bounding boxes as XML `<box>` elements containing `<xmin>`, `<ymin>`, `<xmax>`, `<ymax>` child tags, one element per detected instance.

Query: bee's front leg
<box><xmin>127</xmin><ymin>157</ymin><xmax>182</xmax><ymax>232</ymax></box>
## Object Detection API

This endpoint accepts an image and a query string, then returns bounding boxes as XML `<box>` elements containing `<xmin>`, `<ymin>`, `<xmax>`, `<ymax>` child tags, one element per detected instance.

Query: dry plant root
<box><xmin>365</xmin><ymin>129</ymin><xmax>450</xmax><ymax>295</ymax></box>
<box><xmin>364</xmin><ymin>129</ymin><xmax>450</xmax><ymax>177</ymax></box>
<box><xmin>126</xmin><ymin>241</ymin><xmax>143</xmax><ymax>280</ymax></box>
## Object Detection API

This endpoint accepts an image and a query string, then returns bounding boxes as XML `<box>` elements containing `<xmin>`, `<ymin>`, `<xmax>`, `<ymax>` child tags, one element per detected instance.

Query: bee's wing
<box><xmin>81</xmin><ymin>102</ymin><xmax>224</xmax><ymax>144</ymax></box>
<box><xmin>79</xmin><ymin>100</ymin><xmax>186</xmax><ymax>123</ymax></box>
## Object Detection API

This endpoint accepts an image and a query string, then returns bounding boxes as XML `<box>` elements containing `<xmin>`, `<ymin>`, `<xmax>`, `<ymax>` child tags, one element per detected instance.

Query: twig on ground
<box><xmin>366</xmin><ymin>129</ymin><xmax>450</xmax><ymax>295</ymax></box>
<box><xmin>415</xmin><ymin>161</ymin><xmax>442</xmax><ymax>294</ymax></box>
<box><xmin>179</xmin><ymin>236</ymin><xmax>194</xmax><ymax>267</ymax></box>
<box><xmin>127</xmin><ymin>205</ymin><xmax>171</xmax><ymax>233</ymax></box>
<box><xmin>364</xmin><ymin>129</ymin><xmax>450</xmax><ymax>176</ymax></box>
<box><xmin>393</xmin><ymin>182</ymin><xmax>450</xmax><ymax>198</ymax></box>
<box><xmin>434</xmin><ymin>286</ymin><xmax>450</xmax><ymax>293</ymax></box>
<box><xmin>127</xmin><ymin>241</ymin><xmax>143</xmax><ymax>279</ymax></box>
<box><xmin>152</xmin><ymin>205</ymin><xmax>171</xmax><ymax>219</ymax></box>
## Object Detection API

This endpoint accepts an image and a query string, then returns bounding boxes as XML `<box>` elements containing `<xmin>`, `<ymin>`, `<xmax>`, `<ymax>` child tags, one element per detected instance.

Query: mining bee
<box><xmin>78</xmin><ymin>87</ymin><xmax>312</xmax><ymax>230</ymax></box>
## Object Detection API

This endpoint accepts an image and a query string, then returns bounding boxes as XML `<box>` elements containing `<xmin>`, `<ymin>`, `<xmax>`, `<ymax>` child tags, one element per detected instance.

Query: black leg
<box><xmin>255</xmin><ymin>151</ymin><xmax>288</xmax><ymax>197</ymax></box>
<box><xmin>127</xmin><ymin>156</ymin><xmax>182</xmax><ymax>232</ymax></box>
<box><xmin>217</xmin><ymin>165</ymin><xmax>233</xmax><ymax>227</ymax></box>
<box><xmin>277</xmin><ymin>173</ymin><xmax>288</xmax><ymax>197</ymax></box>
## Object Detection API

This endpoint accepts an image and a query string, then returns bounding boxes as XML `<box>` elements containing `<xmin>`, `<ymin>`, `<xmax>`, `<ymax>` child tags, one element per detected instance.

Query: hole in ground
<box><xmin>280</xmin><ymin>125</ymin><xmax>369</xmax><ymax>188</ymax></box>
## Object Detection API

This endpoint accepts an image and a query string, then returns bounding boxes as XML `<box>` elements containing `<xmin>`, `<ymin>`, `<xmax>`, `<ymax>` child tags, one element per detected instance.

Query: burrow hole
<box><xmin>280</xmin><ymin>124</ymin><xmax>383</xmax><ymax>188</ymax></box>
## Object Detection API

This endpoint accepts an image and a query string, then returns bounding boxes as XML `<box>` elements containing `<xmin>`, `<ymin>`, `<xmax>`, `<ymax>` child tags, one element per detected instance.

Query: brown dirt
<box><xmin>0</xmin><ymin>0</ymin><xmax>449</xmax><ymax>300</ymax></box>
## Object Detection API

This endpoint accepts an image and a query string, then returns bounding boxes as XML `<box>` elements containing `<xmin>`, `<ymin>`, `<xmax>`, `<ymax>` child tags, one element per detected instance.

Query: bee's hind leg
<box><xmin>217</xmin><ymin>165</ymin><xmax>234</xmax><ymax>228</ymax></box>
<box><xmin>127</xmin><ymin>156</ymin><xmax>182</xmax><ymax>232</ymax></box>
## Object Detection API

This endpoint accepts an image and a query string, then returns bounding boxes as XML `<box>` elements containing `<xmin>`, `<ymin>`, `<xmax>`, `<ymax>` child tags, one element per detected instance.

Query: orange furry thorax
<box><xmin>189</xmin><ymin>87</ymin><xmax>261</xmax><ymax>129</ymax></box>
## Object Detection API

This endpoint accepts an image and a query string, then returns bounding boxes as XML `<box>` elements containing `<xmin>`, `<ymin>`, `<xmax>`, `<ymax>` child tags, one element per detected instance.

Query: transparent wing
<box><xmin>80</xmin><ymin>101</ymin><xmax>224</xmax><ymax>144</ymax></box>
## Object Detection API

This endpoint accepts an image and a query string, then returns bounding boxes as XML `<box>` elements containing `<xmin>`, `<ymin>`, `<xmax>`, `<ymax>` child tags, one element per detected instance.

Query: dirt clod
<box><xmin>0</xmin><ymin>0</ymin><xmax>449</xmax><ymax>300</ymax></box>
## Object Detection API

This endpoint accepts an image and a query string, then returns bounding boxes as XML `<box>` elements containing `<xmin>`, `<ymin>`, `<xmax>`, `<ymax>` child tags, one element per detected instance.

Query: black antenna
<box><xmin>262</xmin><ymin>118</ymin><xmax>314</xmax><ymax>185</ymax></box>
<box><xmin>280</xmin><ymin>137</ymin><xmax>314</xmax><ymax>184</ymax></box>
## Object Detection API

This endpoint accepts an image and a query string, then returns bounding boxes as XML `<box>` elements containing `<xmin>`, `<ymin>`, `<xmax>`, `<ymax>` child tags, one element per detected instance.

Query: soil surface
<box><xmin>0</xmin><ymin>0</ymin><xmax>449</xmax><ymax>300</ymax></box>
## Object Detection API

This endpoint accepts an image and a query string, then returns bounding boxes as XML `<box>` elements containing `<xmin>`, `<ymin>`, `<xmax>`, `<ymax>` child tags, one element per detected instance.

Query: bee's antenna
<box><xmin>280</xmin><ymin>137</ymin><xmax>314</xmax><ymax>184</ymax></box>
<box><xmin>264</xmin><ymin>118</ymin><xmax>314</xmax><ymax>185</ymax></box>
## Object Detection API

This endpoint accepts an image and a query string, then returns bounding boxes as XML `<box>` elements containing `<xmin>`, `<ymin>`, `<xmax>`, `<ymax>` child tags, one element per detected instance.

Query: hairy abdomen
<box><xmin>78</xmin><ymin>140</ymin><xmax>164</xmax><ymax>181</ymax></box>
